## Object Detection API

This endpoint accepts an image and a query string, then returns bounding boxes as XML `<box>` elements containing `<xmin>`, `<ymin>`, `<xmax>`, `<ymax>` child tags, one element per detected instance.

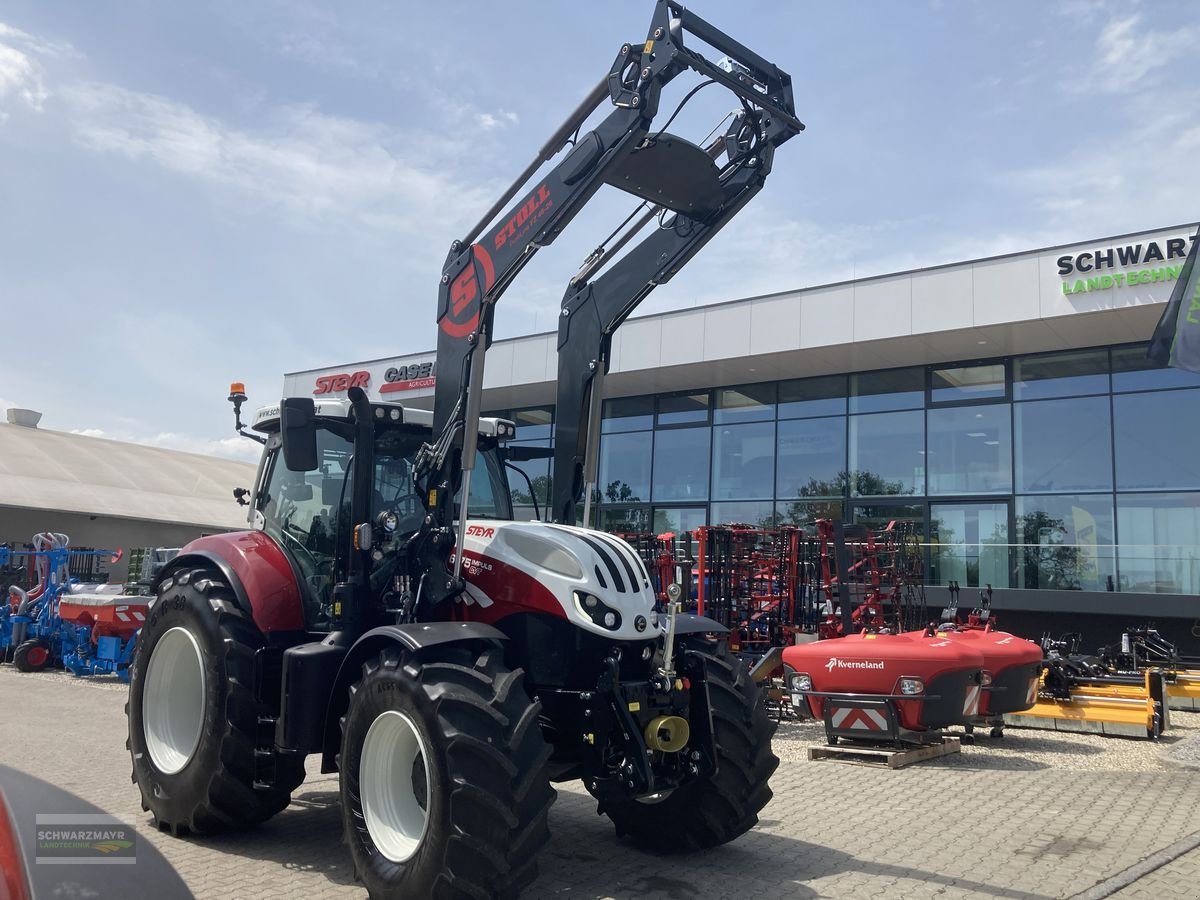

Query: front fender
<box><xmin>660</xmin><ymin>613</ymin><xmax>729</xmax><ymax>635</ymax></box>
<box><xmin>318</xmin><ymin>622</ymin><xmax>508</xmax><ymax>771</ymax></box>
<box><xmin>155</xmin><ymin>531</ymin><xmax>305</xmax><ymax>634</ymax></box>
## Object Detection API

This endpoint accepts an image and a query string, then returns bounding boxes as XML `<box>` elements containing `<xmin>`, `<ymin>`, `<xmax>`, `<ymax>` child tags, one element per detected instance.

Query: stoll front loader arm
<box><xmin>548</xmin><ymin>38</ymin><xmax>803</xmax><ymax>526</ymax></box>
<box><xmin>415</xmin><ymin>0</ymin><xmax>803</xmax><ymax>591</ymax></box>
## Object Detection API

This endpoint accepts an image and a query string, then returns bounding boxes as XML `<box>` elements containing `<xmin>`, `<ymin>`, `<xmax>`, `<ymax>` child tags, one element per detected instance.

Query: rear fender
<box><xmin>318</xmin><ymin>622</ymin><xmax>508</xmax><ymax>772</ymax></box>
<box><xmin>154</xmin><ymin>532</ymin><xmax>305</xmax><ymax>634</ymax></box>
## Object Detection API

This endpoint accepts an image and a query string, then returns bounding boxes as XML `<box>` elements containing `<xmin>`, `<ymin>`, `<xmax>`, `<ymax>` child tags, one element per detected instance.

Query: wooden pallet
<box><xmin>807</xmin><ymin>737</ymin><xmax>961</xmax><ymax>769</ymax></box>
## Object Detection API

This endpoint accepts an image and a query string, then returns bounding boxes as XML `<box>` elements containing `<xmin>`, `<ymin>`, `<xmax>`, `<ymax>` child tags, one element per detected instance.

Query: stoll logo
<box><xmin>824</xmin><ymin>657</ymin><xmax>886</xmax><ymax>673</ymax></box>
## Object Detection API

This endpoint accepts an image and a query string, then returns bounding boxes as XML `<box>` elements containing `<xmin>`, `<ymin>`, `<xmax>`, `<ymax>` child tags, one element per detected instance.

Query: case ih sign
<box><xmin>313</xmin><ymin>371</ymin><xmax>370</xmax><ymax>394</ymax></box>
<box><xmin>305</xmin><ymin>359</ymin><xmax>436</xmax><ymax>396</ymax></box>
<box><xmin>380</xmin><ymin>360</ymin><xmax>436</xmax><ymax>394</ymax></box>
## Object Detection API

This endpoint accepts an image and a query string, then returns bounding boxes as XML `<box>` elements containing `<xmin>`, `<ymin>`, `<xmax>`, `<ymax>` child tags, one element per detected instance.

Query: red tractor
<box><xmin>126</xmin><ymin>4</ymin><xmax>803</xmax><ymax>897</ymax></box>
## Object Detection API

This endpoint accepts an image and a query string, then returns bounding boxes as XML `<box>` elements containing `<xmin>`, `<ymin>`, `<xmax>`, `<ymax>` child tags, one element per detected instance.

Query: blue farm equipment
<box><xmin>57</xmin><ymin>586</ymin><xmax>147</xmax><ymax>681</ymax></box>
<box><xmin>0</xmin><ymin>532</ymin><xmax>129</xmax><ymax>675</ymax></box>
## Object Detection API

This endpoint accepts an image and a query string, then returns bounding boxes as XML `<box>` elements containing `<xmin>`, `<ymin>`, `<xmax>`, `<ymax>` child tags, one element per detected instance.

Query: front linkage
<box><xmin>580</xmin><ymin>646</ymin><xmax>717</xmax><ymax>802</ymax></box>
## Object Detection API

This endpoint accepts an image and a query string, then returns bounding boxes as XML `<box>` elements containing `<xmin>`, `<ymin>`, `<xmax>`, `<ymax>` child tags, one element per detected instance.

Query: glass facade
<box><xmin>488</xmin><ymin>341</ymin><xmax>1200</xmax><ymax>595</ymax></box>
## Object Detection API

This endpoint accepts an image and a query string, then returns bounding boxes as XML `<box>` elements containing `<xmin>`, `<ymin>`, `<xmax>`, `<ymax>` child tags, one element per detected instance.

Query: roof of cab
<box><xmin>251</xmin><ymin>401</ymin><xmax>514</xmax><ymax>437</ymax></box>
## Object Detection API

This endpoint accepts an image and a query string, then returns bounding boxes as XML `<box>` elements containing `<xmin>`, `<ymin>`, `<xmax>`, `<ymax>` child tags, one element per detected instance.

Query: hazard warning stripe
<box><xmin>830</xmin><ymin>707</ymin><xmax>888</xmax><ymax>731</ymax></box>
<box><xmin>963</xmin><ymin>685</ymin><xmax>981</xmax><ymax>717</ymax></box>
<box><xmin>1026</xmin><ymin>677</ymin><xmax>1039</xmax><ymax>705</ymax></box>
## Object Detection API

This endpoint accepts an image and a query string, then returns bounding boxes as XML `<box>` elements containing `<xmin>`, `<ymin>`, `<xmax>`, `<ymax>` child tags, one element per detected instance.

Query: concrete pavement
<box><xmin>2</xmin><ymin>668</ymin><xmax>1198</xmax><ymax>899</ymax></box>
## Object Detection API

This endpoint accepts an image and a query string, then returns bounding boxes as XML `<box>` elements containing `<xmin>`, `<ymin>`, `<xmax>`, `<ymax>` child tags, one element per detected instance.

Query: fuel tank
<box><xmin>920</xmin><ymin>628</ymin><xmax>1044</xmax><ymax>716</ymax></box>
<box><xmin>782</xmin><ymin>632</ymin><xmax>987</xmax><ymax>731</ymax></box>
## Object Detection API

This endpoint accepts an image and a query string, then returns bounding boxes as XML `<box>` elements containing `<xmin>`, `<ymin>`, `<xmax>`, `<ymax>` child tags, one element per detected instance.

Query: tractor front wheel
<box><xmin>339</xmin><ymin>643</ymin><xmax>555</xmax><ymax>899</ymax></box>
<box><xmin>126</xmin><ymin>566</ymin><xmax>305</xmax><ymax>834</ymax></box>
<box><xmin>13</xmin><ymin>639</ymin><xmax>51</xmax><ymax>673</ymax></box>
<box><xmin>595</xmin><ymin>641</ymin><xmax>779</xmax><ymax>852</ymax></box>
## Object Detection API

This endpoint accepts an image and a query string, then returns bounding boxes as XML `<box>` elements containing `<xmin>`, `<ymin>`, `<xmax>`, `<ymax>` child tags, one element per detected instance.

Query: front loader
<box><xmin>126</xmin><ymin>4</ymin><xmax>802</xmax><ymax>897</ymax></box>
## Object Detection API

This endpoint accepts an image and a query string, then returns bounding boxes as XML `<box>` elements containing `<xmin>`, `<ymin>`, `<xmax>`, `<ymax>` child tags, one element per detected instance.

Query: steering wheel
<box><xmin>278</xmin><ymin>523</ymin><xmax>325</xmax><ymax>571</ymax></box>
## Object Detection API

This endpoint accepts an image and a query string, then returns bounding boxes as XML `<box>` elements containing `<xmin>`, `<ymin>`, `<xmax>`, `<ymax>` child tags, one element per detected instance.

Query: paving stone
<box><xmin>3</xmin><ymin>667</ymin><xmax>1199</xmax><ymax>899</ymax></box>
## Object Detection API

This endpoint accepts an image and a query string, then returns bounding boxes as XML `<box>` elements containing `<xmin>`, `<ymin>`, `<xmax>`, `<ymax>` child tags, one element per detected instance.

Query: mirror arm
<box><xmin>238</xmin><ymin>427</ymin><xmax>266</xmax><ymax>446</ymax></box>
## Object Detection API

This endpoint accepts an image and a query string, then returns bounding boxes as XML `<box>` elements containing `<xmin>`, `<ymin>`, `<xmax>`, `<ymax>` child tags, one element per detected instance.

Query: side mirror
<box><xmin>280</xmin><ymin>482</ymin><xmax>314</xmax><ymax>502</ymax></box>
<box><xmin>281</xmin><ymin>398</ymin><xmax>319</xmax><ymax>472</ymax></box>
<box><xmin>321</xmin><ymin>477</ymin><xmax>343</xmax><ymax>507</ymax></box>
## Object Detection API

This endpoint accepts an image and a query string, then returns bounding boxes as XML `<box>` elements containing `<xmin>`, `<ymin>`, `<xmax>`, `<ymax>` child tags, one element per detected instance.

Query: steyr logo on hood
<box><xmin>824</xmin><ymin>657</ymin><xmax>886</xmax><ymax>672</ymax></box>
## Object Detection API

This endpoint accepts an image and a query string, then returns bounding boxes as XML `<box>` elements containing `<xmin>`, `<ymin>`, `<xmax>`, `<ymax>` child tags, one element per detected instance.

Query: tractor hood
<box><xmin>457</xmin><ymin>520</ymin><xmax>658</xmax><ymax>641</ymax></box>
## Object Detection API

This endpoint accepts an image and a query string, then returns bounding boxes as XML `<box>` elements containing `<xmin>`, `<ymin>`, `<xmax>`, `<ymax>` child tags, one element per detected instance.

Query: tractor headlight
<box><xmin>789</xmin><ymin>673</ymin><xmax>812</xmax><ymax>693</ymax></box>
<box><xmin>897</xmin><ymin>677</ymin><xmax>925</xmax><ymax>696</ymax></box>
<box><xmin>574</xmin><ymin>591</ymin><xmax>622</xmax><ymax>631</ymax></box>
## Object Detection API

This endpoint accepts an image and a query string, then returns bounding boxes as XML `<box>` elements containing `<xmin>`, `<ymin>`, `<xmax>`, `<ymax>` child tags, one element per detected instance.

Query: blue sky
<box><xmin>1</xmin><ymin>0</ymin><xmax>1197</xmax><ymax>460</ymax></box>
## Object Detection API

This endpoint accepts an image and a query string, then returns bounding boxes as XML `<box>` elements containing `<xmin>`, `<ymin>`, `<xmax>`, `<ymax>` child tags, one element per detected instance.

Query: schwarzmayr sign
<box><xmin>1057</xmin><ymin>235</ymin><xmax>1197</xmax><ymax>295</ymax></box>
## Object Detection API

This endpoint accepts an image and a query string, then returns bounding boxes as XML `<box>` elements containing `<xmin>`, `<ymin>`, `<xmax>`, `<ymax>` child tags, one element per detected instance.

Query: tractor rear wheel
<box><xmin>595</xmin><ymin>641</ymin><xmax>779</xmax><ymax>852</ymax></box>
<box><xmin>126</xmin><ymin>566</ymin><xmax>305</xmax><ymax>834</ymax></box>
<box><xmin>13</xmin><ymin>639</ymin><xmax>51</xmax><ymax>673</ymax></box>
<box><xmin>339</xmin><ymin>643</ymin><xmax>555</xmax><ymax>899</ymax></box>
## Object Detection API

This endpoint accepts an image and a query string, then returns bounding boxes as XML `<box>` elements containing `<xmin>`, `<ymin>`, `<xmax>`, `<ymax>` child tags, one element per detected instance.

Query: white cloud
<box><xmin>476</xmin><ymin>110</ymin><xmax>519</xmax><ymax>130</ymax></box>
<box><xmin>275</xmin><ymin>32</ymin><xmax>362</xmax><ymax>75</ymax></box>
<box><xmin>70</xmin><ymin>426</ymin><xmax>263</xmax><ymax>462</ymax></box>
<box><xmin>0</xmin><ymin>21</ymin><xmax>78</xmax><ymax>119</ymax></box>
<box><xmin>60</xmin><ymin>82</ymin><xmax>493</xmax><ymax>236</ymax></box>
<box><xmin>999</xmin><ymin>95</ymin><xmax>1200</xmax><ymax>236</ymax></box>
<box><xmin>647</xmin><ymin>209</ymin><xmax>946</xmax><ymax>308</ymax></box>
<box><xmin>0</xmin><ymin>22</ymin><xmax>76</xmax><ymax>58</ymax></box>
<box><xmin>0</xmin><ymin>38</ymin><xmax>47</xmax><ymax>115</ymax></box>
<box><xmin>1063</xmin><ymin>14</ymin><xmax>1197</xmax><ymax>95</ymax></box>
<box><xmin>1054</xmin><ymin>0</ymin><xmax>1120</xmax><ymax>24</ymax></box>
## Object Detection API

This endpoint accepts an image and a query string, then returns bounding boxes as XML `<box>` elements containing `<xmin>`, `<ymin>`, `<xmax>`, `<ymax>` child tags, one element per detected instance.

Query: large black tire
<box><xmin>340</xmin><ymin>644</ymin><xmax>555</xmax><ymax>899</ymax></box>
<box><xmin>126</xmin><ymin>566</ymin><xmax>306</xmax><ymax>835</ymax></box>
<box><xmin>13</xmin><ymin>639</ymin><xmax>51</xmax><ymax>673</ymax></box>
<box><xmin>596</xmin><ymin>642</ymin><xmax>779</xmax><ymax>852</ymax></box>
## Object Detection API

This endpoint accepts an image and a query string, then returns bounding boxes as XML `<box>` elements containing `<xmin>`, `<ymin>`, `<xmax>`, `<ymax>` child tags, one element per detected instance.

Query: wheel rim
<box><xmin>636</xmin><ymin>789</ymin><xmax>675</xmax><ymax>805</ymax></box>
<box><xmin>360</xmin><ymin>710</ymin><xmax>431</xmax><ymax>863</ymax></box>
<box><xmin>142</xmin><ymin>626</ymin><xmax>207</xmax><ymax>775</ymax></box>
<box><xmin>27</xmin><ymin>645</ymin><xmax>49</xmax><ymax>668</ymax></box>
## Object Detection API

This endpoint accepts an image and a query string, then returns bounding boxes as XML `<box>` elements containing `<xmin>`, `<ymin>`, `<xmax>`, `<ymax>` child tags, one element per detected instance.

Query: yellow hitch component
<box><xmin>1167</xmin><ymin>670</ymin><xmax>1200</xmax><ymax>711</ymax></box>
<box><xmin>428</xmin><ymin>488</ymin><xmax>438</xmax><ymax>507</ymax></box>
<box><xmin>643</xmin><ymin>39</ymin><xmax>654</xmax><ymax>54</ymax></box>
<box><xmin>644</xmin><ymin>715</ymin><xmax>690</xmax><ymax>753</ymax></box>
<box><xmin>1004</xmin><ymin>669</ymin><xmax>1167</xmax><ymax>739</ymax></box>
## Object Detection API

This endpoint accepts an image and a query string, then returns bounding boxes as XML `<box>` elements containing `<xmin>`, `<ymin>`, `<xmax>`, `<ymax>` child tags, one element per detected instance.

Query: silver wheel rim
<box><xmin>143</xmin><ymin>626</ymin><xmax>207</xmax><ymax>775</ymax></box>
<box><xmin>361</xmin><ymin>710</ymin><xmax>431</xmax><ymax>863</ymax></box>
<box><xmin>636</xmin><ymin>789</ymin><xmax>675</xmax><ymax>805</ymax></box>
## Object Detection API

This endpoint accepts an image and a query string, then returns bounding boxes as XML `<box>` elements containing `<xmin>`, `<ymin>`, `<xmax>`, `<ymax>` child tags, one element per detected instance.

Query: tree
<box><xmin>510</xmin><ymin>475</ymin><xmax>551</xmax><ymax>507</ymax></box>
<box><xmin>778</xmin><ymin>469</ymin><xmax>909</xmax><ymax>525</ymax></box>
<box><xmin>1017</xmin><ymin>511</ymin><xmax>1087</xmax><ymax>590</ymax></box>
<box><xmin>604</xmin><ymin>480</ymin><xmax>642</xmax><ymax>503</ymax></box>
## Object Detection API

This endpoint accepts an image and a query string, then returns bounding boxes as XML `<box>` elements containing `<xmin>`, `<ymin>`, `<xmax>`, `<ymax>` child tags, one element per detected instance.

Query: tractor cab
<box><xmin>244</xmin><ymin>396</ymin><xmax>516</xmax><ymax>631</ymax></box>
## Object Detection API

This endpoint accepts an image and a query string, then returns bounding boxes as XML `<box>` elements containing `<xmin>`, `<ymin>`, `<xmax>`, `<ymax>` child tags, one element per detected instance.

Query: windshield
<box><xmin>259</xmin><ymin>428</ymin><xmax>353</xmax><ymax>628</ymax></box>
<box><xmin>257</xmin><ymin>421</ymin><xmax>513</xmax><ymax>627</ymax></box>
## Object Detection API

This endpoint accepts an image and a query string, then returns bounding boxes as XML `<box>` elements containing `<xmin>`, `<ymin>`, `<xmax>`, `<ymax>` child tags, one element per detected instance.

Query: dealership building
<box><xmin>285</xmin><ymin>223</ymin><xmax>1200</xmax><ymax>645</ymax></box>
